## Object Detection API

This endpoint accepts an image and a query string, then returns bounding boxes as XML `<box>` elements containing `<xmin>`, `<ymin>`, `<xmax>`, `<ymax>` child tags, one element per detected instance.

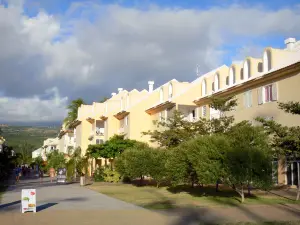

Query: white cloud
<box><xmin>0</xmin><ymin>87</ymin><xmax>68</xmax><ymax>122</ymax></box>
<box><xmin>0</xmin><ymin>2</ymin><xmax>300</xmax><ymax>123</ymax></box>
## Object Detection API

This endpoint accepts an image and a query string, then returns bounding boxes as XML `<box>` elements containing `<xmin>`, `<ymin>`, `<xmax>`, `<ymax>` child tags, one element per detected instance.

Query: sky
<box><xmin>0</xmin><ymin>0</ymin><xmax>299</xmax><ymax>125</ymax></box>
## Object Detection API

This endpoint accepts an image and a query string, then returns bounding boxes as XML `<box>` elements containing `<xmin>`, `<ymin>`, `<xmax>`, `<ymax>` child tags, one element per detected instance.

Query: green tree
<box><xmin>63</xmin><ymin>98</ymin><xmax>85</xmax><ymax>128</ymax></box>
<box><xmin>183</xmin><ymin>135</ymin><xmax>230</xmax><ymax>190</ymax></box>
<box><xmin>226</xmin><ymin>122</ymin><xmax>273</xmax><ymax>203</ymax></box>
<box><xmin>18</xmin><ymin>142</ymin><xmax>35</xmax><ymax>164</ymax></box>
<box><xmin>142</xmin><ymin>110</ymin><xmax>209</xmax><ymax>148</ymax></box>
<box><xmin>166</xmin><ymin>147</ymin><xmax>198</xmax><ymax>187</ymax></box>
<box><xmin>208</xmin><ymin>96</ymin><xmax>237</xmax><ymax>134</ymax></box>
<box><xmin>257</xmin><ymin>101</ymin><xmax>300</xmax><ymax>200</ymax></box>
<box><xmin>115</xmin><ymin>145</ymin><xmax>151</xmax><ymax>185</ymax></box>
<box><xmin>46</xmin><ymin>150</ymin><xmax>66</xmax><ymax>171</ymax></box>
<box><xmin>33</xmin><ymin>155</ymin><xmax>44</xmax><ymax>167</ymax></box>
<box><xmin>86</xmin><ymin>135</ymin><xmax>145</xmax><ymax>160</ymax></box>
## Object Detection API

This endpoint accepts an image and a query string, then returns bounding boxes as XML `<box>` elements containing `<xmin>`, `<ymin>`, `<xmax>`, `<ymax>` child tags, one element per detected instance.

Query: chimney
<box><xmin>148</xmin><ymin>81</ymin><xmax>154</xmax><ymax>93</ymax></box>
<box><xmin>118</xmin><ymin>88</ymin><xmax>123</xmax><ymax>93</ymax></box>
<box><xmin>285</xmin><ymin>38</ymin><xmax>296</xmax><ymax>50</ymax></box>
<box><xmin>111</xmin><ymin>92</ymin><xmax>116</xmax><ymax>96</ymax></box>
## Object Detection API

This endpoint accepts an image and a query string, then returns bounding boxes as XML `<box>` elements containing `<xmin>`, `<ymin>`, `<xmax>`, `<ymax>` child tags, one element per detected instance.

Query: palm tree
<box><xmin>63</xmin><ymin>98</ymin><xmax>85</xmax><ymax>128</ymax></box>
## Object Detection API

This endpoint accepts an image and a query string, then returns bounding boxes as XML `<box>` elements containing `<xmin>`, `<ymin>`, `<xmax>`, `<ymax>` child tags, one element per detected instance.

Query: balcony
<box><xmin>118</xmin><ymin>127</ymin><xmax>125</xmax><ymax>134</ymax></box>
<box><xmin>95</xmin><ymin>127</ymin><xmax>105</xmax><ymax>136</ymax></box>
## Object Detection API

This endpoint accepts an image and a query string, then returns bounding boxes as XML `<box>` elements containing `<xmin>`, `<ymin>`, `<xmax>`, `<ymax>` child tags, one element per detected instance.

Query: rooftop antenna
<box><xmin>196</xmin><ymin>65</ymin><xmax>200</xmax><ymax>76</ymax></box>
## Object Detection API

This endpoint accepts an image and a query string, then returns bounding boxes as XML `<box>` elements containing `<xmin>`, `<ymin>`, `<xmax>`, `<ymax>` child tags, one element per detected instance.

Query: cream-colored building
<box><xmin>68</xmin><ymin>37</ymin><xmax>300</xmax><ymax>184</ymax></box>
<box><xmin>193</xmin><ymin>38</ymin><xmax>300</xmax><ymax>185</ymax></box>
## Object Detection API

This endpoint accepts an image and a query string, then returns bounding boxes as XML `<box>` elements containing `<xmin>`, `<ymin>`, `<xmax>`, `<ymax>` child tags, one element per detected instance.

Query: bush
<box><xmin>115</xmin><ymin>146</ymin><xmax>152</xmax><ymax>181</ymax></box>
<box><xmin>103</xmin><ymin>168</ymin><xmax>121</xmax><ymax>183</ymax></box>
<box><xmin>94</xmin><ymin>167</ymin><xmax>105</xmax><ymax>182</ymax></box>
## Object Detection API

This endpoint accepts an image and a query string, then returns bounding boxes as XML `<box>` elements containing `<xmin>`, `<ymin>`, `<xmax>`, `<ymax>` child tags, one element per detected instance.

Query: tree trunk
<box><xmin>234</xmin><ymin>186</ymin><xmax>245</xmax><ymax>203</ymax></box>
<box><xmin>297</xmin><ymin>184</ymin><xmax>300</xmax><ymax>201</ymax></box>
<box><xmin>140</xmin><ymin>176</ymin><xmax>143</xmax><ymax>186</ymax></box>
<box><xmin>247</xmin><ymin>182</ymin><xmax>251</xmax><ymax>196</ymax></box>
<box><xmin>216</xmin><ymin>179</ymin><xmax>219</xmax><ymax>192</ymax></box>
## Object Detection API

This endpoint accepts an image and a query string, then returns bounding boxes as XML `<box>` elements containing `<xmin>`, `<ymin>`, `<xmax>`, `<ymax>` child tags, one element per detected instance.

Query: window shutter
<box><xmin>249</xmin><ymin>90</ymin><xmax>252</xmax><ymax>107</ymax></box>
<box><xmin>244</xmin><ymin>92</ymin><xmax>247</xmax><ymax>108</ymax></box>
<box><xmin>271</xmin><ymin>83</ymin><xmax>277</xmax><ymax>101</ymax></box>
<box><xmin>258</xmin><ymin>87</ymin><xmax>263</xmax><ymax>105</ymax></box>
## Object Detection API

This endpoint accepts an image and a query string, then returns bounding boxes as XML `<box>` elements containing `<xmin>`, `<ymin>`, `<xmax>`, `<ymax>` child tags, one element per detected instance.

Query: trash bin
<box><xmin>80</xmin><ymin>176</ymin><xmax>85</xmax><ymax>186</ymax></box>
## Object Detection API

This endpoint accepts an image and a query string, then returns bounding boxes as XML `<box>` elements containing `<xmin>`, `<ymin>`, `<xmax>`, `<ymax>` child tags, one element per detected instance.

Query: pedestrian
<box><xmin>49</xmin><ymin>167</ymin><xmax>55</xmax><ymax>183</ymax></box>
<box><xmin>15</xmin><ymin>166</ymin><xmax>20</xmax><ymax>183</ymax></box>
<box><xmin>38</xmin><ymin>168</ymin><xmax>43</xmax><ymax>184</ymax></box>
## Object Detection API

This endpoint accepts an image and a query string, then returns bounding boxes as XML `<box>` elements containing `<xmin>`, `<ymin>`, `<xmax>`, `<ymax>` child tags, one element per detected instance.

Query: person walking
<box><xmin>49</xmin><ymin>167</ymin><xmax>55</xmax><ymax>183</ymax></box>
<box><xmin>15</xmin><ymin>166</ymin><xmax>21</xmax><ymax>183</ymax></box>
<box><xmin>38</xmin><ymin>168</ymin><xmax>43</xmax><ymax>184</ymax></box>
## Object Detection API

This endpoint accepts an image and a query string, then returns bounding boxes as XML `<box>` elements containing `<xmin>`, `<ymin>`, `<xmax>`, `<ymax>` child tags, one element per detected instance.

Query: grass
<box><xmin>88</xmin><ymin>183</ymin><xmax>300</xmax><ymax>210</ymax></box>
<box><xmin>221</xmin><ymin>222</ymin><xmax>300</xmax><ymax>225</ymax></box>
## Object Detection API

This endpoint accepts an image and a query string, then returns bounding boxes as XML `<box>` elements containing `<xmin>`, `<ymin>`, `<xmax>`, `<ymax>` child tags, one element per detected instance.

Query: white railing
<box><xmin>95</xmin><ymin>127</ymin><xmax>105</xmax><ymax>136</ymax></box>
<box><xmin>118</xmin><ymin>127</ymin><xmax>125</xmax><ymax>134</ymax></box>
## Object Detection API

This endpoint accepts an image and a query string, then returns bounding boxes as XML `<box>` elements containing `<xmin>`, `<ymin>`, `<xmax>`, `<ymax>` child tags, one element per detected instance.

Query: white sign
<box><xmin>21</xmin><ymin>189</ymin><xmax>36</xmax><ymax>213</ymax></box>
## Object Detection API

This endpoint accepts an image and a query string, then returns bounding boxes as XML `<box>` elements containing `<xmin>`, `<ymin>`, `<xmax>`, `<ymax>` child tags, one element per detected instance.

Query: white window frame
<box><xmin>201</xmin><ymin>79</ymin><xmax>207</xmax><ymax>96</ymax></box>
<box><xmin>229</xmin><ymin>67</ymin><xmax>236</xmax><ymax>85</ymax></box>
<box><xmin>164</xmin><ymin>110</ymin><xmax>168</xmax><ymax>122</ymax></box>
<box><xmin>159</xmin><ymin>111</ymin><xmax>163</xmax><ymax>122</ymax></box>
<box><xmin>214</xmin><ymin>73</ymin><xmax>219</xmax><ymax>91</ymax></box>
<box><xmin>160</xmin><ymin>88</ymin><xmax>164</xmax><ymax>103</ymax></box>
<box><xmin>202</xmin><ymin>105</ymin><xmax>206</xmax><ymax>117</ymax></box>
<box><xmin>125</xmin><ymin>116</ymin><xmax>128</xmax><ymax>126</ymax></box>
<box><xmin>126</xmin><ymin>94</ymin><xmax>129</xmax><ymax>109</ymax></box>
<box><xmin>168</xmin><ymin>83</ymin><xmax>173</xmax><ymax>100</ymax></box>
<box><xmin>263</xmin><ymin>50</ymin><xmax>271</xmax><ymax>72</ymax></box>
<box><xmin>244</xmin><ymin>90</ymin><xmax>252</xmax><ymax>108</ymax></box>
<box><xmin>258</xmin><ymin>83</ymin><xmax>278</xmax><ymax>105</ymax></box>
<box><xmin>243</xmin><ymin>60</ymin><xmax>250</xmax><ymax>80</ymax></box>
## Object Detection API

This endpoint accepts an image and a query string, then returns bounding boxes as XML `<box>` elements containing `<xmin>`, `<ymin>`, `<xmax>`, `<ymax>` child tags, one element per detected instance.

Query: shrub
<box><xmin>93</xmin><ymin>167</ymin><xmax>105</xmax><ymax>182</ymax></box>
<box><xmin>103</xmin><ymin>168</ymin><xmax>121</xmax><ymax>183</ymax></box>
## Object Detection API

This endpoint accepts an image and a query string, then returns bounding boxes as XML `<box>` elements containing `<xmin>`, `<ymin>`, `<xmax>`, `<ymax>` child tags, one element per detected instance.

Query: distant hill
<box><xmin>1</xmin><ymin>125</ymin><xmax>60</xmax><ymax>151</ymax></box>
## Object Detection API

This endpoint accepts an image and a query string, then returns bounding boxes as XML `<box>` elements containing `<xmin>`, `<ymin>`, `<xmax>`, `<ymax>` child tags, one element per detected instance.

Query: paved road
<box><xmin>2</xmin><ymin>176</ymin><xmax>300</xmax><ymax>225</ymax></box>
<box><xmin>0</xmin><ymin>176</ymin><xmax>141</xmax><ymax>212</ymax></box>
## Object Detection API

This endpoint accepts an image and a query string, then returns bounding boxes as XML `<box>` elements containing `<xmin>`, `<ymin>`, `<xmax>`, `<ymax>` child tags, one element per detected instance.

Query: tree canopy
<box><xmin>86</xmin><ymin>135</ymin><xmax>146</xmax><ymax>159</ymax></box>
<box><xmin>63</xmin><ymin>98</ymin><xmax>85</xmax><ymax>128</ymax></box>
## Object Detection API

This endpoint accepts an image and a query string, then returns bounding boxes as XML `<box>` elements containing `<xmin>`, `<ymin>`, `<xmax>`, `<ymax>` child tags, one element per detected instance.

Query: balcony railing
<box><xmin>118</xmin><ymin>127</ymin><xmax>125</xmax><ymax>134</ymax></box>
<box><xmin>95</xmin><ymin>127</ymin><xmax>105</xmax><ymax>136</ymax></box>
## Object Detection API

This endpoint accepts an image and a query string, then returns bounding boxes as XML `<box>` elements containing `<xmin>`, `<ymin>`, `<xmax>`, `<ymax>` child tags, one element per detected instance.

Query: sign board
<box><xmin>21</xmin><ymin>189</ymin><xmax>36</xmax><ymax>213</ymax></box>
<box><xmin>57</xmin><ymin>168</ymin><xmax>67</xmax><ymax>183</ymax></box>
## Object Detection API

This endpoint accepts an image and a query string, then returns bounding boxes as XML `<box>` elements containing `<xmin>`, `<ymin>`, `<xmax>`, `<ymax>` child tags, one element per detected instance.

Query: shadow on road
<box><xmin>37</xmin><ymin>203</ymin><xmax>58</xmax><ymax>212</ymax></box>
<box><xmin>0</xmin><ymin>200</ymin><xmax>21</xmax><ymax>209</ymax></box>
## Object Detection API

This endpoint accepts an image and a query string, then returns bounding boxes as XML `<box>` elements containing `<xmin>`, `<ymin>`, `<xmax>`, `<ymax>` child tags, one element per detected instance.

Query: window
<box><xmin>125</xmin><ymin>116</ymin><xmax>128</xmax><ymax>126</ymax></box>
<box><xmin>244</xmin><ymin>90</ymin><xmax>252</xmax><ymax>108</ymax></box>
<box><xmin>263</xmin><ymin>50</ymin><xmax>271</xmax><ymax>72</ymax></box>
<box><xmin>214</xmin><ymin>73</ymin><xmax>220</xmax><ymax>90</ymax></box>
<box><xmin>168</xmin><ymin>83</ymin><xmax>173</xmax><ymax>99</ymax></box>
<box><xmin>164</xmin><ymin>110</ymin><xmax>168</xmax><ymax>121</ymax></box>
<box><xmin>159</xmin><ymin>112</ymin><xmax>163</xmax><ymax>122</ymax></box>
<box><xmin>229</xmin><ymin>67</ymin><xmax>236</xmax><ymax>85</ymax></box>
<box><xmin>201</xmin><ymin>79</ymin><xmax>207</xmax><ymax>96</ymax></box>
<box><xmin>243</xmin><ymin>60</ymin><xmax>250</xmax><ymax>79</ymax></box>
<box><xmin>258</xmin><ymin>62</ymin><xmax>263</xmax><ymax>72</ymax></box>
<box><xmin>160</xmin><ymin>88</ymin><xmax>164</xmax><ymax>103</ymax></box>
<box><xmin>192</xmin><ymin>109</ymin><xmax>196</xmax><ymax>118</ymax></box>
<box><xmin>126</xmin><ymin>94</ymin><xmax>130</xmax><ymax>109</ymax></box>
<box><xmin>226</xmin><ymin>76</ymin><xmax>229</xmax><ymax>86</ymax></box>
<box><xmin>202</xmin><ymin>106</ymin><xmax>207</xmax><ymax>117</ymax></box>
<box><xmin>212</xmin><ymin>82</ymin><xmax>215</xmax><ymax>92</ymax></box>
<box><xmin>240</xmin><ymin>68</ymin><xmax>244</xmax><ymax>80</ymax></box>
<box><xmin>120</xmin><ymin>97</ymin><xmax>123</xmax><ymax>110</ymax></box>
<box><xmin>96</xmin><ymin>139</ymin><xmax>104</xmax><ymax>144</ymax></box>
<box><xmin>258</xmin><ymin>83</ymin><xmax>277</xmax><ymax>105</ymax></box>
